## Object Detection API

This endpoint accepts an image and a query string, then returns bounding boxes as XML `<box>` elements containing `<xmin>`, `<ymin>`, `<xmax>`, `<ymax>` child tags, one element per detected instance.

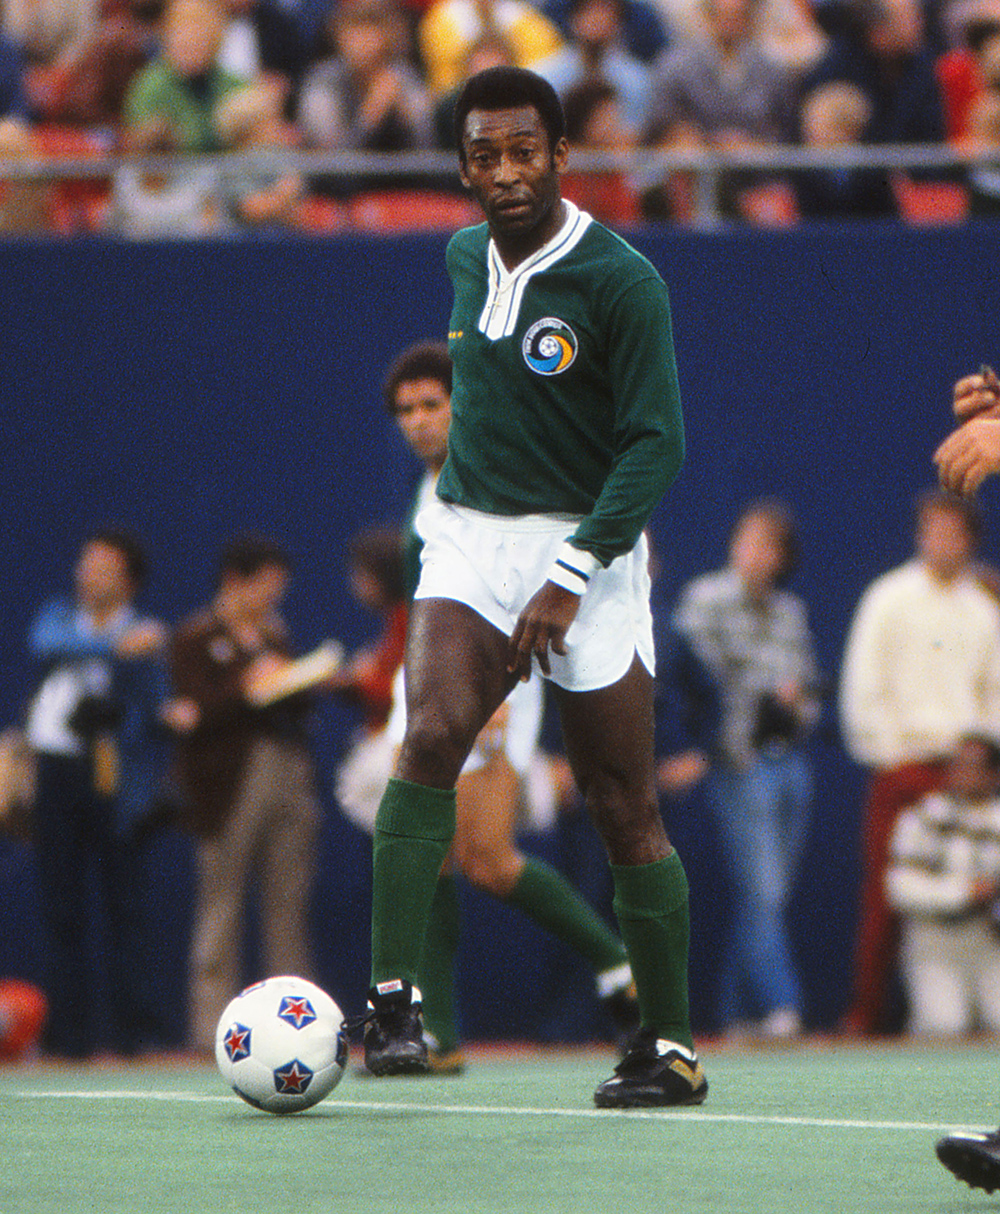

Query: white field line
<box><xmin>9</xmin><ymin>1090</ymin><xmax>993</xmax><ymax>1134</ymax></box>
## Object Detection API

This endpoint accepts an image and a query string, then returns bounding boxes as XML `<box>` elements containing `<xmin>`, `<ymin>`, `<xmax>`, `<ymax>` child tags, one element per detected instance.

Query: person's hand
<box><xmin>160</xmin><ymin>697</ymin><xmax>200</xmax><ymax>733</ymax></box>
<box><xmin>508</xmin><ymin>581</ymin><xmax>580</xmax><ymax>682</ymax></box>
<box><xmin>934</xmin><ymin>417</ymin><xmax>1000</xmax><ymax>496</ymax></box>
<box><xmin>242</xmin><ymin>652</ymin><xmax>292</xmax><ymax>702</ymax></box>
<box><xmin>116</xmin><ymin>620</ymin><xmax>167</xmax><ymax>658</ymax></box>
<box><xmin>953</xmin><ymin>366</ymin><xmax>1000</xmax><ymax>422</ymax></box>
<box><xmin>657</xmin><ymin>749</ymin><xmax>709</xmax><ymax>795</ymax></box>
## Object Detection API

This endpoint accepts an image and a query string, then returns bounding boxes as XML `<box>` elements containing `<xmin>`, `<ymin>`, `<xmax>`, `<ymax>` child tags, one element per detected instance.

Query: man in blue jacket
<box><xmin>26</xmin><ymin>529</ymin><xmax>171</xmax><ymax>1058</ymax></box>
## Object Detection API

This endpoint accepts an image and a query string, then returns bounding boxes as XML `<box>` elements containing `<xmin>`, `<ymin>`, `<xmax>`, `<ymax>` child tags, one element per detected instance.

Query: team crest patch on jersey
<box><xmin>522</xmin><ymin>318</ymin><xmax>578</xmax><ymax>376</ymax></box>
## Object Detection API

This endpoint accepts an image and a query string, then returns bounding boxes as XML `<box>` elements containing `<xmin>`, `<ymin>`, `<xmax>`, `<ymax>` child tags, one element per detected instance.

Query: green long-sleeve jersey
<box><xmin>436</xmin><ymin>202</ymin><xmax>685</xmax><ymax>568</ymax></box>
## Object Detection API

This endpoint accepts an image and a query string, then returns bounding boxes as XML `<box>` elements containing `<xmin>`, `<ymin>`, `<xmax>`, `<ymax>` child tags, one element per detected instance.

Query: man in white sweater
<box><xmin>839</xmin><ymin>488</ymin><xmax>1000</xmax><ymax>1036</ymax></box>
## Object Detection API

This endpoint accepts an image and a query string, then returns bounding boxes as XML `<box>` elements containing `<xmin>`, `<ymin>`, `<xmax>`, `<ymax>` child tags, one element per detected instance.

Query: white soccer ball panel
<box><xmin>215</xmin><ymin>975</ymin><xmax>347</xmax><ymax>1114</ymax></box>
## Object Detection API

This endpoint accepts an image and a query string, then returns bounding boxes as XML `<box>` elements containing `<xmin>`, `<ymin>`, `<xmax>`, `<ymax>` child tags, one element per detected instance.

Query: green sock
<box><xmin>371</xmin><ymin>777</ymin><xmax>457</xmax><ymax>987</ymax></box>
<box><xmin>611</xmin><ymin>852</ymin><xmax>694</xmax><ymax>1050</ymax></box>
<box><xmin>417</xmin><ymin>873</ymin><xmax>461</xmax><ymax>1054</ymax></box>
<box><xmin>503</xmin><ymin>855</ymin><xmax>627</xmax><ymax>974</ymax></box>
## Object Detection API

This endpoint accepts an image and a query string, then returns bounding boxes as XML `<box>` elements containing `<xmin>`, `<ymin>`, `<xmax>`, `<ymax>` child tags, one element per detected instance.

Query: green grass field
<box><xmin>5</xmin><ymin>1040</ymin><xmax>1000</xmax><ymax>1214</ymax></box>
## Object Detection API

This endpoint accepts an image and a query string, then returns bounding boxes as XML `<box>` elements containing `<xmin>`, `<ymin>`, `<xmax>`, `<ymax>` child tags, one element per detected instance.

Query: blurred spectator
<box><xmin>214</xmin><ymin>81</ymin><xmax>305</xmax><ymax>225</ymax></box>
<box><xmin>42</xmin><ymin>0</ymin><xmax>160</xmax><ymax>129</ymax></box>
<box><xmin>432</xmin><ymin>31</ymin><xmax>514</xmax><ymax>147</ymax></box>
<box><xmin>0</xmin><ymin>120</ymin><xmax>53</xmax><ymax>233</ymax></box>
<box><xmin>673</xmin><ymin>499</ymin><xmax>822</xmax><ymax>1040</ymax></box>
<box><xmin>799</xmin><ymin>0</ymin><xmax>946</xmax><ymax>147</ymax></box>
<box><xmin>122</xmin><ymin>0</ymin><xmax>248</xmax><ymax>151</ymax></box>
<box><xmin>298</xmin><ymin>0</ymin><xmax>433</xmax><ymax>150</ymax></box>
<box><xmin>561</xmin><ymin>78</ymin><xmax>643</xmax><ymax>221</ymax></box>
<box><xmin>791</xmin><ymin>80</ymin><xmax>899</xmax><ymax>215</ymax></box>
<box><xmin>537</xmin><ymin>0</ymin><xmax>655</xmax><ymax>133</ymax></box>
<box><xmin>644</xmin><ymin>0</ymin><xmax>796</xmax><ymax>147</ymax></box>
<box><xmin>216</xmin><ymin>0</ymin><xmax>308</xmax><ymax>115</ymax></box>
<box><xmin>106</xmin><ymin>156</ymin><xmax>224</xmax><ymax>236</ymax></box>
<box><xmin>936</xmin><ymin>10</ymin><xmax>1000</xmax><ymax>140</ymax></box>
<box><xmin>418</xmin><ymin>0</ymin><xmax>564</xmax><ymax>95</ymax></box>
<box><xmin>170</xmin><ymin>535</ymin><xmax>322</xmax><ymax>1055</ymax></box>
<box><xmin>3</xmin><ymin>0</ymin><xmax>100</xmax><ymax>70</ymax></box>
<box><xmin>641</xmin><ymin>0</ymin><xmax>796</xmax><ymax>217</ymax></box>
<box><xmin>839</xmin><ymin>489</ymin><xmax>1000</xmax><ymax>1035</ymax></box>
<box><xmin>964</xmin><ymin>86</ymin><xmax>1000</xmax><ymax>211</ymax></box>
<box><xmin>886</xmin><ymin>733</ymin><xmax>1000</xmax><ymax>1037</ymax></box>
<box><xmin>25</xmin><ymin>530</ymin><xmax>172</xmax><ymax>1058</ymax></box>
<box><xmin>331</xmin><ymin>527</ymin><xmax>409</xmax><ymax>833</ymax></box>
<box><xmin>542</xmin><ymin>0</ymin><xmax>669</xmax><ymax>64</ymax></box>
<box><xmin>652</xmin><ymin>0</ymin><xmax>825</xmax><ymax>73</ymax></box>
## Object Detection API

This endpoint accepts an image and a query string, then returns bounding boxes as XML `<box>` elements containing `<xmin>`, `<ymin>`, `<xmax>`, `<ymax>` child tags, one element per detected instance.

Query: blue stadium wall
<box><xmin>3</xmin><ymin>220</ymin><xmax>1000</xmax><ymax>1047</ymax></box>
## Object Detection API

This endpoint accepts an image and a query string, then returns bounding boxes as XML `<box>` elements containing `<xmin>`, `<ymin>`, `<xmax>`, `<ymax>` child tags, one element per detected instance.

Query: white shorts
<box><xmin>413</xmin><ymin>500</ymin><xmax>655</xmax><ymax>693</ymax></box>
<box><xmin>385</xmin><ymin>662</ymin><xmax>544</xmax><ymax>777</ymax></box>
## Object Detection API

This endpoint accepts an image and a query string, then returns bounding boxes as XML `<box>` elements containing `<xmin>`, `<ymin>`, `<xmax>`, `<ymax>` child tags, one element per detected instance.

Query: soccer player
<box><xmin>361</xmin><ymin>65</ymin><xmax>706</xmax><ymax>1108</ymax></box>
<box><xmin>382</xmin><ymin>340</ymin><xmax>642</xmax><ymax>1069</ymax></box>
<box><xmin>936</xmin><ymin>363</ymin><xmax>1000</xmax><ymax>1192</ymax></box>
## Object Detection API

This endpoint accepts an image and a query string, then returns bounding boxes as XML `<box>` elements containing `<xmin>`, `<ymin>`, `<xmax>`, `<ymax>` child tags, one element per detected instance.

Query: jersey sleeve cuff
<box><xmin>547</xmin><ymin>542</ymin><xmax>603</xmax><ymax>595</ymax></box>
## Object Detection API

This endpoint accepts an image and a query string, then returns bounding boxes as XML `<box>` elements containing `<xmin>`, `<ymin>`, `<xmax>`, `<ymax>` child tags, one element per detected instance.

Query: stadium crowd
<box><xmin>2</xmin><ymin>0</ymin><xmax>1000</xmax><ymax>231</ymax></box>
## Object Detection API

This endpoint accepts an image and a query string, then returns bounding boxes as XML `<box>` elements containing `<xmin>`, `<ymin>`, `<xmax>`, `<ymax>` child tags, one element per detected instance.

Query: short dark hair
<box><xmin>383</xmin><ymin>341</ymin><xmax>452</xmax><ymax>414</ymax></box>
<box><xmin>957</xmin><ymin>732</ymin><xmax>1000</xmax><ymax>771</ymax></box>
<box><xmin>915</xmin><ymin>487</ymin><xmax>983</xmax><ymax>548</ymax></box>
<box><xmin>348</xmin><ymin>526</ymin><xmax>406</xmax><ymax>603</ymax></box>
<box><xmin>453</xmin><ymin>66</ymin><xmax>565</xmax><ymax>162</ymax></box>
<box><xmin>219</xmin><ymin>534</ymin><xmax>292</xmax><ymax>582</ymax></box>
<box><xmin>85</xmin><ymin>528</ymin><xmax>148</xmax><ymax>588</ymax></box>
<box><xmin>732</xmin><ymin>497</ymin><xmax>800</xmax><ymax>583</ymax></box>
<box><xmin>563</xmin><ymin>79</ymin><xmax>617</xmax><ymax>144</ymax></box>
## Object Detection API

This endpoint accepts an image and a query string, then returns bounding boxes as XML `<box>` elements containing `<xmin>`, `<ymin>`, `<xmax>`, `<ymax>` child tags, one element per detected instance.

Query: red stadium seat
<box><xmin>892</xmin><ymin>174</ymin><xmax>969</xmax><ymax>225</ymax></box>
<box><xmin>346</xmin><ymin>190</ymin><xmax>480</xmax><ymax>232</ymax></box>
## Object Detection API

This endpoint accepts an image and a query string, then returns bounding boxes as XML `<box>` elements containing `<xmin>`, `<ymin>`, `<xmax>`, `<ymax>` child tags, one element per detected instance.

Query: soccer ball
<box><xmin>215</xmin><ymin>976</ymin><xmax>348</xmax><ymax>1114</ymax></box>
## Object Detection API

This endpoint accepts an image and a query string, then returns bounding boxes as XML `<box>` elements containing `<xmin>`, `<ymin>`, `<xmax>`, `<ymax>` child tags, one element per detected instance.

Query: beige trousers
<box><xmin>899</xmin><ymin>914</ymin><xmax>1000</xmax><ymax>1037</ymax></box>
<box><xmin>189</xmin><ymin>737</ymin><xmax>321</xmax><ymax>1052</ymax></box>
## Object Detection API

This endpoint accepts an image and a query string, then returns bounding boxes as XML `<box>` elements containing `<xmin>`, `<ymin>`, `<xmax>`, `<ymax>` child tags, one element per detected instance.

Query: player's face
<box><xmin>459</xmin><ymin>106</ymin><xmax>568</xmax><ymax>248</ymax></box>
<box><xmin>393</xmin><ymin>377</ymin><xmax>451</xmax><ymax>468</ymax></box>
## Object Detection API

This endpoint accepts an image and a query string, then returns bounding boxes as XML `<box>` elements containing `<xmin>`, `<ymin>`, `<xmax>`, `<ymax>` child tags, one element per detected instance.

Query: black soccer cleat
<box><xmin>361</xmin><ymin>980</ymin><xmax>429</xmax><ymax>1076</ymax></box>
<box><xmin>594</xmin><ymin>1028</ymin><xmax>708</xmax><ymax>1109</ymax></box>
<box><xmin>936</xmin><ymin>1129</ymin><xmax>1000</xmax><ymax>1193</ymax></box>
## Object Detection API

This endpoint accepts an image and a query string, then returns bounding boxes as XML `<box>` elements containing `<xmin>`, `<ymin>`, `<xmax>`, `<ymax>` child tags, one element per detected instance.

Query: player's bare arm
<box><xmin>508</xmin><ymin>580</ymin><xmax>580</xmax><ymax>680</ymax></box>
<box><xmin>954</xmin><ymin>366</ymin><xmax>1000</xmax><ymax>421</ymax></box>
<box><xmin>935</xmin><ymin>418</ymin><xmax>1000</xmax><ymax>496</ymax></box>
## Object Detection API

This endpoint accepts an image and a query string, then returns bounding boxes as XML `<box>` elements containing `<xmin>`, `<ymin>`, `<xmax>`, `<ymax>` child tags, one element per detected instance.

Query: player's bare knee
<box><xmin>399</xmin><ymin>710</ymin><xmax>476</xmax><ymax>786</ymax></box>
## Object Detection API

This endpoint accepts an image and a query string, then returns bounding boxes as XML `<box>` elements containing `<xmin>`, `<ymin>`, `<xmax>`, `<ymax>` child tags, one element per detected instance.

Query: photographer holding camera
<box><xmin>673</xmin><ymin>498</ymin><xmax>822</xmax><ymax>1041</ymax></box>
<box><xmin>25</xmin><ymin>529</ymin><xmax>171</xmax><ymax>1059</ymax></box>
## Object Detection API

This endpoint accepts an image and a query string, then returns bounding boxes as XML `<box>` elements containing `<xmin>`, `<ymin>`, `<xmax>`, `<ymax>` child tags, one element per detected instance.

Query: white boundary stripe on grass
<box><xmin>11</xmin><ymin>1090</ymin><xmax>993</xmax><ymax>1133</ymax></box>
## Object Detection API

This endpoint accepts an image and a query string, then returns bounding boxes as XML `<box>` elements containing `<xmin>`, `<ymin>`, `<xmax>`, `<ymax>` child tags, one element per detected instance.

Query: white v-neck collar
<box><xmin>477</xmin><ymin>201</ymin><xmax>592</xmax><ymax>340</ymax></box>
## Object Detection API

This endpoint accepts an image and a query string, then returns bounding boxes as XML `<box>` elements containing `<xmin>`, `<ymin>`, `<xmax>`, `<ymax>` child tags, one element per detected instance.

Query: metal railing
<box><xmin>0</xmin><ymin>143</ymin><xmax>990</xmax><ymax>229</ymax></box>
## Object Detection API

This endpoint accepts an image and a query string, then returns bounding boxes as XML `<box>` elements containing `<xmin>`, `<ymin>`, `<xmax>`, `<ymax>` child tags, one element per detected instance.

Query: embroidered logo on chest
<box><xmin>522</xmin><ymin>318</ymin><xmax>578</xmax><ymax>376</ymax></box>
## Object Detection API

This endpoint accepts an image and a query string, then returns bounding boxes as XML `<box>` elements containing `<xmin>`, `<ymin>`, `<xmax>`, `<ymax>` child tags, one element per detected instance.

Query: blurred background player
<box><xmin>364</xmin><ymin>340</ymin><xmax>641</xmax><ymax>1069</ymax></box>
